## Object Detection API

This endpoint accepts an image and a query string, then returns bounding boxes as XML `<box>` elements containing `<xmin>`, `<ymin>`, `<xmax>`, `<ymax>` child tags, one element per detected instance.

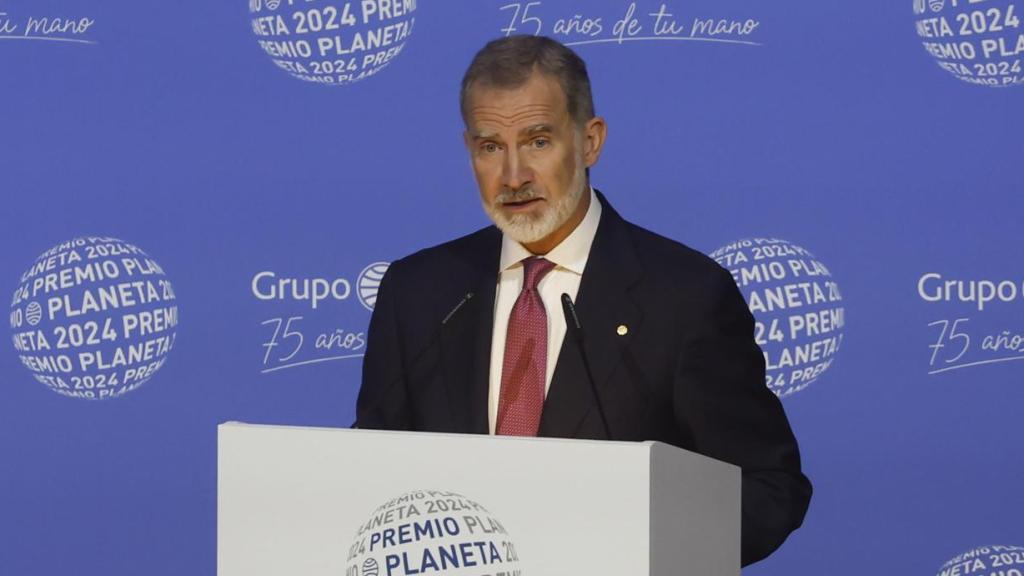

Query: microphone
<box><xmin>442</xmin><ymin>292</ymin><xmax>474</xmax><ymax>325</ymax></box>
<box><xmin>352</xmin><ymin>291</ymin><xmax>474</xmax><ymax>428</ymax></box>
<box><xmin>560</xmin><ymin>293</ymin><xmax>613</xmax><ymax>440</ymax></box>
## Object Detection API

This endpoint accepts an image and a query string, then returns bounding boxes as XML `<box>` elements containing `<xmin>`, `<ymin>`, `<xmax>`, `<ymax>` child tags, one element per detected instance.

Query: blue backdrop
<box><xmin>2</xmin><ymin>1</ymin><xmax>1023</xmax><ymax>574</ymax></box>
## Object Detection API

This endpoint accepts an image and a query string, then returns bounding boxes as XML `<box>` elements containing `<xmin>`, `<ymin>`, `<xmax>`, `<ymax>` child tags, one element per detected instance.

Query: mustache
<box><xmin>494</xmin><ymin>188</ymin><xmax>544</xmax><ymax>204</ymax></box>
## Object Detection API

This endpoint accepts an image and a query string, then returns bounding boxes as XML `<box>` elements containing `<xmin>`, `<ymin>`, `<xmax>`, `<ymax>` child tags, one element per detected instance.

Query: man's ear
<box><xmin>463</xmin><ymin>130</ymin><xmax>473</xmax><ymax>151</ymax></box>
<box><xmin>582</xmin><ymin>116</ymin><xmax>608</xmax><ymax>168</ymax></box>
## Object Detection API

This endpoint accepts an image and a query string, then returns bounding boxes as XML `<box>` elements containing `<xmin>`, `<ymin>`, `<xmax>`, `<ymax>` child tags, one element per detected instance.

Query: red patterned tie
<box><xmin>496</xmin><ymin>257</ymin><xmax>557</xmax><ymax>436</ymax></box>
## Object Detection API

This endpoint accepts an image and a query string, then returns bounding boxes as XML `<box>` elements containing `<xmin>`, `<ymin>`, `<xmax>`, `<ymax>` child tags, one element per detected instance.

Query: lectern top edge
<box><xmin>219</xmin><ymin>420</ymin><xmax>659</xmax><ymax>451</ymax></box>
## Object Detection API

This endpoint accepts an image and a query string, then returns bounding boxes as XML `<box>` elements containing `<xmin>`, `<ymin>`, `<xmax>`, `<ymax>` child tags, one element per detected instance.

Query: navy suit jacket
<box><xmin>356</xmin><ymin>191</ymin><xmax>811</xmax><ymax>566</ymax></box>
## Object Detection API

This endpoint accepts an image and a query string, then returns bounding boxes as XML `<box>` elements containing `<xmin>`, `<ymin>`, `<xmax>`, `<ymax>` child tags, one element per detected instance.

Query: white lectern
<box><xmin>218</xmin><ymin>422</ymin><xmax>740</xmax><ymax>576</ymax></box>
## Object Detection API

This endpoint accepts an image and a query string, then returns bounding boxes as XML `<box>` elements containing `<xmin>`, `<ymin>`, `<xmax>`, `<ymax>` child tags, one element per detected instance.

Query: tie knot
<box><xmin>521</xmin><ymin>257</ymin><xmax>555</xmax><ymax>291</ymax></box>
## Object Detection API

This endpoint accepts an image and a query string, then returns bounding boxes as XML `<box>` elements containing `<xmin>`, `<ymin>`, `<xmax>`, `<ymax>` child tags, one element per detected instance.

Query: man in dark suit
<box><xmin>356</xmin><ymin>35</ymin><xmax>811</xmax><ymax>567</ymax></box>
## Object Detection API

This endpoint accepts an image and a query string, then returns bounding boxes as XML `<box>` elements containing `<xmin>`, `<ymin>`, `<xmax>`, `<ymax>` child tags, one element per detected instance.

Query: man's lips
<box><xmin>500</xmin><ymin>197</ymin><xmax>545</xmax><ymax>212</ymax></box>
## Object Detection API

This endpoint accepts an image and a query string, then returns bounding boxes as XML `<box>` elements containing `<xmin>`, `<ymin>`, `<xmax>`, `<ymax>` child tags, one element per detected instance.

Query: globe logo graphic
<box><xmin>913</xmin><ymin>0</ymin><xmax>1024</xmax><ymax>87</ymax></box>
<box><xmin>347</xmin><ymin>490</ymin><xmax>522</xmax><ymax>576</ymax></box>
<box><xmin>25</xmin><ymin>301</ymin><xmax>42</xmax><ymax>326</ymax></box>
<box><xmin>248</xmin><ymin>0</ymin><xmax>417</xmax><ymax>86</ymax></box>
<box><xmin>9</xmin><ymin>237</ymin><xmax>178</xmax><ymax>400</ymax></box>
<box><xmin>936</xmin><ymin>545</ymin><xmax>1024</xmax><ymax>576</ymax></box>
<box><xmin>357</xmin><ymin>262</ymin><xmax>389</xmax><ymax>311</ymax></box>
<box><xmin>710</xmin><ymin>238</ymin><xmax>845</xmax><ymax>398</ymax></box>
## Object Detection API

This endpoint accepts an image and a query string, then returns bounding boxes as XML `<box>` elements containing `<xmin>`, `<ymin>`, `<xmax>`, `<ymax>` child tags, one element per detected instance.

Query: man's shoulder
<box><xmin>387</xmin><ymin>225</ymin><xmax>500</xmax><ymax>283</ymax></box>
<box><xmin>611</xmin><ymin>218</ymin><xmax>743</xmax><ymax>319</ymax></box>
<box><xmin>619</xmin><ymin>217</ymin><xmax>731</xmax><ymax>287</ymax></box>
<box><xmin>594</xmin><ymin>190</ymin><xmax>729</xmax><ymax>288</ymax></box>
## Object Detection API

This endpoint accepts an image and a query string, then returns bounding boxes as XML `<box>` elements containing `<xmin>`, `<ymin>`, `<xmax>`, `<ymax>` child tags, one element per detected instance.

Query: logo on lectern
<box><xmin>346</xmin><ymin>490</ymin><xmax>523</xmax><ymax>576</ymax></box>
<box><xmin>361</xmin><ymin>557</ymin><xmax>380</xmax><ymax>576</ymax></box>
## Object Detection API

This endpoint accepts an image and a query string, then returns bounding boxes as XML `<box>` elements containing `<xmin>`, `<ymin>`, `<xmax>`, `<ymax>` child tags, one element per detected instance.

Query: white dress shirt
<box><xmin>487</xmin><ymin>187</ymin><xmax>603</xmax><ymax>434</ymax></box>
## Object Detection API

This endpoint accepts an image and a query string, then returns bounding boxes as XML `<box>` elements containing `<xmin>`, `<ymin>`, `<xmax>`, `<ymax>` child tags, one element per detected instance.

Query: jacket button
<box><xmin>616</xmin><ymin>324</ymin><xmax>628</xmax><ymax>336</ymax></box>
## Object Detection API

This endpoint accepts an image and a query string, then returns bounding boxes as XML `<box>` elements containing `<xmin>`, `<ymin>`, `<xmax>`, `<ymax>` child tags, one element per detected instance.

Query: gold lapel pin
<box><xmin>616</xmin><ymin>324</ymin><xmax>629</xmax><ymax>336</ymax></box>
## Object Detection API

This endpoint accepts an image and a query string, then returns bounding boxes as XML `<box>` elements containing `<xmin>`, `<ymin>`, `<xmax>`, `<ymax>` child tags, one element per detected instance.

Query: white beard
<box><xmin>482</xmin><ymin>158</ymin><xmax>587</xmax><ymax>246</ymax></box>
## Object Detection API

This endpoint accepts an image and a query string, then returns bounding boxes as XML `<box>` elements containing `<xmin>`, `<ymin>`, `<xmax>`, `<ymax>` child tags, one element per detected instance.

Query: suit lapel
<box><xmin>438</xmin><ymin>227</ymin><xmax>501</xmax><ymax>435</ymax></box>
<box><xmin>540</xmin><ymin>193</ymin><xmax>644</xmax><ymax>438</ymax></box>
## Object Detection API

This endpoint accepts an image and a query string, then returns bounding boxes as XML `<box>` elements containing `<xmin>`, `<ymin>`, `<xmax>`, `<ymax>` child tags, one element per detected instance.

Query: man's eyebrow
<box><xmin>525</xmin><ymin>123</ymin><xmax>554</xmax><ymax>135</ymax></box>
<box><xmin>469</xmin><ymin>130</ymin><xmax>499</xmax><ymax>140</ymax></box>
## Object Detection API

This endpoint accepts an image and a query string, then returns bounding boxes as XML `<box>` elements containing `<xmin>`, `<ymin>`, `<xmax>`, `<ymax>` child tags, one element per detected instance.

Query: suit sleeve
<box><xmin>673</xmin><ymin>266</ymin><xmax>812</xmax><ymax>567</ymax></box>
<box><xmin>355</xmin><ymin>261</ymin><xmax>413</xmax><ymax>430</ymax></box>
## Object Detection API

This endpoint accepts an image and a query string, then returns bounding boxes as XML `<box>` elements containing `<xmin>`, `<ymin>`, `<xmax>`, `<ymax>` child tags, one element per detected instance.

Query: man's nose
<box><xmin>500</xmin><ymin>147</ymin><xmax>532</xmax><ymax>191</ymax></box>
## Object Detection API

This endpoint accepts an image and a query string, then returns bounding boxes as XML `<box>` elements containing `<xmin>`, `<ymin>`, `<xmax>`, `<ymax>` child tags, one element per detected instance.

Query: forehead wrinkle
<box><xmin>473</xmin><ymin>107</ymin><xmax>561</xmax><ymax>130</ymax></box>
<box><xmin>470</xmin><ymin>104</ymin><xmax>556</xmax><ymax>128</ymax></box>
<box><xmin>472</xmin><ymin>103</ymin><xmax>552</xmax><ymax>115</ymax></box>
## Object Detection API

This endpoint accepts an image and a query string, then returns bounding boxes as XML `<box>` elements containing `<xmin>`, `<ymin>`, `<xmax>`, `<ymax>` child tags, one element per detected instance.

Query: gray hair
<box><xmin>460</xmin><ymin>35</ymin><xmax>595</xmax><ymax>126</ymax></box>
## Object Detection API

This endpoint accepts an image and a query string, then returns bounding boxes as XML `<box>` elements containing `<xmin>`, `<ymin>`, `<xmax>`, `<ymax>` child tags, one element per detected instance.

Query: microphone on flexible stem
<box><xmin>560</xmin><ymin>293</ymin><xmax>613</xmax><ymax>440</ymax></box>
<box><xmin>352</xmin><ymin>291</ymin><xmax>474</xmax><ymax>428</ymax></box>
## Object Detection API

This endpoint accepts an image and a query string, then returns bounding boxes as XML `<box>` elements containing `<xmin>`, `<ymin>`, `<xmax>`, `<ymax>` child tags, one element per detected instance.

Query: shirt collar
<box><xmin>499</xmin><ymin>186</ymin><xmax>602</xmax><ymax>275</ymax></box>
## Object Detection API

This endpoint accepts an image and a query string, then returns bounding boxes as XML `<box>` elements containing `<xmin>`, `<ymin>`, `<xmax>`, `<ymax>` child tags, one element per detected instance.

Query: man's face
<box><xmin>463</xmin><ymin>71</ymin><xmax>596</xmax><ymax>249</ymax></box>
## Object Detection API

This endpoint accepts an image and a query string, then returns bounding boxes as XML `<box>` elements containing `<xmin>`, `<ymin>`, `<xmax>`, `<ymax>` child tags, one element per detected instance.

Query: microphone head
<box><xmin>560</xmin><ymin>293</ymin><xmax>583</xmax><ymax>333</ymax></box>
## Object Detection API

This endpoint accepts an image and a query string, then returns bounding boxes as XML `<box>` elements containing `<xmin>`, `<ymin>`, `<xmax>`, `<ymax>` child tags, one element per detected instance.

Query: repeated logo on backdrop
<box><xmin>251</xmin><ymin>261</ymin><xmax>388</xmax><ymax>374</ymax></box>
<box><xmin>249</xmin><ymin>0</ymin><xmax>416</xmax><ymax>85</ymax></box>
<box><xmin>710</xmin><ymin>238</ymin><xmax>845</xmax><ymax>398</ymax></box>
<box><xmin>357</xmin><ymin>262</ymin><xmax>389</xmax><ymax>311</ymax></box>
<box><xmin>917</xmin><ymin>272</ymin><xmax>1024</xmax><ymax>375</ymax></box>
<box><xmin>914</xmin><ymin>0</ymin><xmax>1024</xmax><ymax>87</ymax></box>
<box><xmin>347</xmin><ymin>490</ymin><xmax>523</xmax><ymax>576</ymax></box>
<box><xmin>497</xmin><ymin>1</ymin><xmax>762</xmax><ymax>48</ymax></box>
<box><xmin>936</xmin><ymin>545</ymin><xmax>1024</xmax><ymax>576</ymax></box>
<box><xmin>9</xmin><ymin>237</ymin><xmax>178</xmax><ymax>400</ymax></box>
<box><xmin>0</xmin><ymin>7</ymin><xmax>97</xmax><ymax>45</ymax></box>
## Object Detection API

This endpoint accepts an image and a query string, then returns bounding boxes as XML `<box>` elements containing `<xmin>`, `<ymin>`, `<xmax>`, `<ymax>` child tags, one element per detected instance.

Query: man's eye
<box><xmin>532</xmin><ymin>138</ymin><xmax>550</xmax><ymax>149</ymax></box>
<box><xmin>481</xmin><ymin>143</ymin><xmax>499</xmax><ymax>154</ymax></box>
